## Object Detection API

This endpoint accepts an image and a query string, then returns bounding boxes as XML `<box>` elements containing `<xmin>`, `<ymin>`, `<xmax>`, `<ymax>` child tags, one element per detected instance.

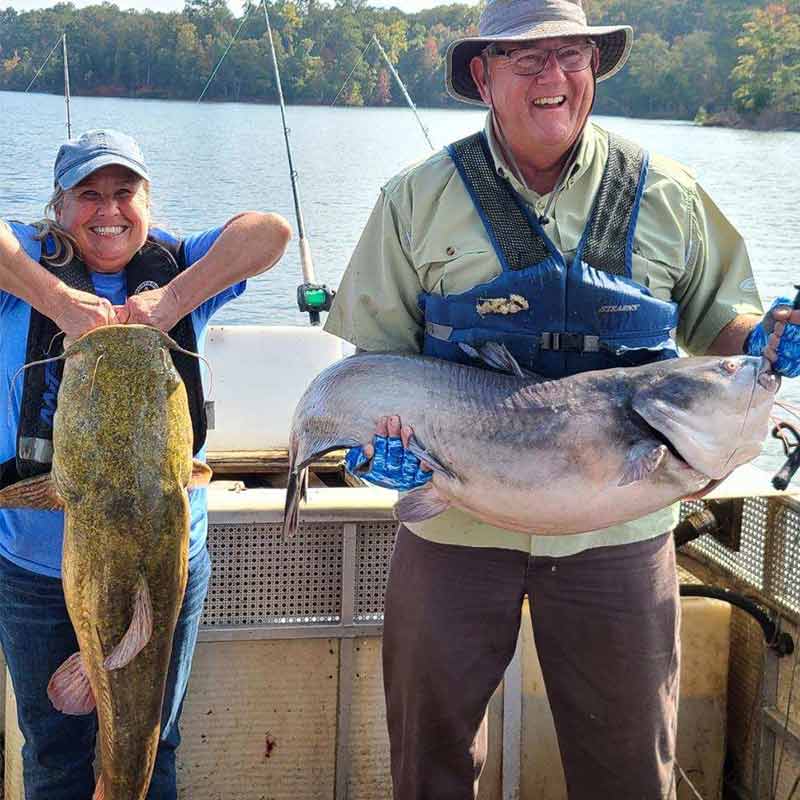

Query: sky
<box><xmin>3</xmin><ymin>0</ymin><xmax>448</xmax><ymax>14</ymax></box>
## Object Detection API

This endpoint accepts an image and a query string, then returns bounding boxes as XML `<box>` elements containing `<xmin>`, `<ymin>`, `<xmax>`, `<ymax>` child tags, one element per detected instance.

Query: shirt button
<box><xmin>446</xmin><ymin>246</ymin><xmax>456</xmax><ymax>256</ymax></box>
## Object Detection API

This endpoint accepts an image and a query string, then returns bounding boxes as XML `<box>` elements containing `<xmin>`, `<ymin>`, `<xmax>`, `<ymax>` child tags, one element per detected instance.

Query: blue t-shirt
<box><xmin>0</xmin><ymin>222</ymin><xmax>245</xmax><ymax>577</ymax></box>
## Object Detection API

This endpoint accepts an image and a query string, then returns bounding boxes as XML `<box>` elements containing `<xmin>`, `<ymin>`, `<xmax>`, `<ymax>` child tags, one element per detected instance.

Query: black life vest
<box><xmin>0</xmin><ymin>237</ymin><xmax>206</xmax><ymax>488</ymax></box>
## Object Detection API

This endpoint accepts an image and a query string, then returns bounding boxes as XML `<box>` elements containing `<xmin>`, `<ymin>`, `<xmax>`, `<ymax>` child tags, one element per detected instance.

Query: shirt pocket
<box><xmin>413</xmin><ymin>239</ymin><xmax>496</xmax><ymax>296</ymax></box>
<box><xmin>630</xmin><ymin>250</ymin><xmax>684</xmax><ymax>303</ymax></box>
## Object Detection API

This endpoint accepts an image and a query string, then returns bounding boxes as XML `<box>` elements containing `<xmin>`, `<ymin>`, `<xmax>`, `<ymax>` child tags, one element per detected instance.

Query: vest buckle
<box><xmin>540</xmin><ymin>333</ymin><xmax>601</xmax><ymax>353</ymax></box>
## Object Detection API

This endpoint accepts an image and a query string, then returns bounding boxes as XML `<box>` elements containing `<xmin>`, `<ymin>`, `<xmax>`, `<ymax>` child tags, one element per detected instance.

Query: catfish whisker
<box><xmin>90</xmin><ymin>354</ymin><xmax>105</xmax><ymax>398</ymax></box>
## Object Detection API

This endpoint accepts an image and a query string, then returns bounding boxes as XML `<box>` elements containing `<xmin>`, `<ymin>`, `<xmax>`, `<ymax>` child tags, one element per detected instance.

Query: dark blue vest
<box><xmin>419</xmin><ymin>131</ymin><xmax>679</xmax><ymax>379</ymax></box>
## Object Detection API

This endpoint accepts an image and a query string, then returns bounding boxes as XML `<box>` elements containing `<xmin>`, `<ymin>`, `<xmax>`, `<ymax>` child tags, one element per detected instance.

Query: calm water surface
<box><xmin>1</xmin><ymin>90</ymin><xmax>799</xmax><ymax>470</ymax></box>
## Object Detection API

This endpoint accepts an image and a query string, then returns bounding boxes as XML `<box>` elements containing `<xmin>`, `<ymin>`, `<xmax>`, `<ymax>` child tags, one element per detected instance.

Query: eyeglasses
<box><xmin>485</xmin><ymin>41</ymin><xmax>596</xmax><ymax>77</ymax></box>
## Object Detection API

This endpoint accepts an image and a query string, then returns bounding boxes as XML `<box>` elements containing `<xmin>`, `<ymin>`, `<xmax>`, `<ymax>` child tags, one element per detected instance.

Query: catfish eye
<box><xmin>721</xmin><ymin>359</ymin><xmax>739</xmax><ymax>374</ymax></box>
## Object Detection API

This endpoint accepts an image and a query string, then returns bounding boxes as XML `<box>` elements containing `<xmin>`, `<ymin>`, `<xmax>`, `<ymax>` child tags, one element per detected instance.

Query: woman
<box><xmin>0</xmin><ymin>128</ymin><xmax>291</xmax><ymax>799</ymax></box>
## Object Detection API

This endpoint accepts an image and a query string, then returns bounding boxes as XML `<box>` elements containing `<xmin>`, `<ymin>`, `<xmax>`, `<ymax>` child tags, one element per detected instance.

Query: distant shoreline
<box><xmin>695</xmin><ymin>108</ymin><xmax>800</xmax><ymax>132</ymax></box>
<box><xmin>4</xmin><ymin>86</ymin><xmax>799</xmax><ymax>132</ymax></box>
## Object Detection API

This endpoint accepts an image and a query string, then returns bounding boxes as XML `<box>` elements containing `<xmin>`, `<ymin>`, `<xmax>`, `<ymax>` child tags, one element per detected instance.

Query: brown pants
<box><xmin>383</xmin><ymin>527</ymin><xmax>680</xmax><ymax>800</ymax></box>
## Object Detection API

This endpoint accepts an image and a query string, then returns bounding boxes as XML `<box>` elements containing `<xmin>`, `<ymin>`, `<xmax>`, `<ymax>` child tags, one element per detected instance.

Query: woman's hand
<box><xmin>52</xmin><ymin>286</ymin><xmax>120</xmax><ymax>339</ymax></box>
<box><xmin>113</xmin><ymin>284</ymin><xmax>181</xmax><ymax>332</ymax></box>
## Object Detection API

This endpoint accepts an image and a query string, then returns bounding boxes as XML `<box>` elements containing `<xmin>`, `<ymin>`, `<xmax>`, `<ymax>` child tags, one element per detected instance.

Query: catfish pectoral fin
<box><xmin>0</xmin><ymin>473</ymin><xmax>64</xmax><ymax>510</ymax></box>
<box><xmin>92</xmin><ymin>775</ymin><xmax>105</xmax><ymax>800</ymax></box>
<box><xmin>394</xmin><ymin>484</ymin><xmax>451</xmax><ymax>523</ymax></box>
<box><xmin>48</xmin><ymin>652</ymin><xmax>96</xmax><ymax>714</ymax></box>
<box><xmin>618</xmin><ymin>441</ymin><xmax>668</xmax><ymax>487</ymax></box>
<box><xmin>103</xmin><ymin>574</ymin><xmax>153</xmax><ymax>670</ymax></box>
<box><xmin>189</xmin><ymin>459</ymin><xmax>213</xmax><ymax>488</ymax></box>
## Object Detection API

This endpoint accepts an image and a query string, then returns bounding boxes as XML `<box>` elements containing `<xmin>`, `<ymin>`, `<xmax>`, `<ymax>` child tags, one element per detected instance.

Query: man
<box><xmin>0</xmin><ymin>129</ymin><xmax>291</xmax><ymax>799</ymax></box>
<box><xmin>325</xmin><ymin>1</ymin><xmax>800</xmax><ymax>798</ymax></box>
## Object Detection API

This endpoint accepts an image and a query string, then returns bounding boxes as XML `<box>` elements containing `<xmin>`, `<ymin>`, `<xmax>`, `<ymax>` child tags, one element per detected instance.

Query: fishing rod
<box><xmin>24</xmin><ymin>33</ymin><xmax>72</xmax><ymax>138</ymax></box>
<box><xmin>371</xmin><ymin>35</ymin><xmax>435</xmax><ymax>152</ymax></box>
<box><xmin>262</xmin><ymin>0</ymin><xmax>333</xmax><ymax>325</ymax></box>
<box><xmin>62</xmin><ymin>34</ymin><xmax>72</xmax><ymax>139</ymax></box>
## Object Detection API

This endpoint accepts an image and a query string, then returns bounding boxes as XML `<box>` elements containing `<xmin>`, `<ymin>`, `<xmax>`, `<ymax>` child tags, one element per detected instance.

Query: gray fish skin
<box><xmin>284</xmin><ymin>353</ymin><xmax>778</xmax><ymax>537</ymax></box>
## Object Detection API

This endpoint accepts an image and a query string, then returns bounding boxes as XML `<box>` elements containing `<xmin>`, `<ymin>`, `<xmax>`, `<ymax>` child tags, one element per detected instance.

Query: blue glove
<box><xmin>746</xmin><ymin>296</ymin><xmax>800</xmax><ymax>377</ymax></box>
<box><xmin>345</xmin><ymin>435</ymin><xmax>433</xmax><ymax>491</ymax></box>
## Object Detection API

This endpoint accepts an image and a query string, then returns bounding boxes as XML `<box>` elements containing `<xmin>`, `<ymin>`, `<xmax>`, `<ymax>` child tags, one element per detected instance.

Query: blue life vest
<box><xmin>419</xmin><ymin>131</ymin><xmax>679</xmax><ymax>379</ymax></box>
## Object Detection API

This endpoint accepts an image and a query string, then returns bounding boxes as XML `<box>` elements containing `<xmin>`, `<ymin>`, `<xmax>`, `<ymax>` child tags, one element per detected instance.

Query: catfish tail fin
<box><xmin>282</xmin><ymin>465</ymin><xmax>308</xmax><ymax>540</ymax></box>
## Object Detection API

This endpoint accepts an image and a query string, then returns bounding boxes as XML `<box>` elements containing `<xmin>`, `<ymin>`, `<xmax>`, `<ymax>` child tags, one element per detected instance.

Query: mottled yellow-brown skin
<box><xmin>54</xmin><ymin>325</ymin><xmax>194</xmax><ymax>800</ymax></box>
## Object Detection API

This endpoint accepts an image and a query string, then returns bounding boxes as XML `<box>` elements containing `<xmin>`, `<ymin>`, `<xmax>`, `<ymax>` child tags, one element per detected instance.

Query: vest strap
<box><xmin>448</xmin><ymin>132</ymin><xmax>551</xmax><ymax>271</ymax></box>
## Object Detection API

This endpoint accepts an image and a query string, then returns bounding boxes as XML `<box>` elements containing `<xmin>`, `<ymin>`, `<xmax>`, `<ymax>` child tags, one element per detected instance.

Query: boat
<box><xmin>3</xmin><ymin>18</ymin><xmax>800</xmax><ymax>800</ymax></box>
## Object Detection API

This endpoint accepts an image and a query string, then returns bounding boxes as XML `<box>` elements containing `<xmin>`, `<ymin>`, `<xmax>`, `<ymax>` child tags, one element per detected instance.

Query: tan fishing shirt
<box><xmin>324</xmin><ymin>116</ymin><xmax>763</xmax><ymax>556</ymax></box>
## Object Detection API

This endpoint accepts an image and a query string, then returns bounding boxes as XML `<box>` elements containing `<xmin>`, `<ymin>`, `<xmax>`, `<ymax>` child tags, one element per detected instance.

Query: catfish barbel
<box><xmin>284</xmin><ymin>348</ymin><xmax>779</xmax><ymax>537</ymax></box>
<box><xmin>0</xmin><ymin>324</ymin><xmax>210</xmax><ymax>800</ymax></box>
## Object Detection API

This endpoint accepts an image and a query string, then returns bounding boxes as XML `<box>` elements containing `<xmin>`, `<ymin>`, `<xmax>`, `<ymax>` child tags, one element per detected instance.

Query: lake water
<box><xmin>2</xmin><ymin>89</ymin><xmax>799</xmax><ymax>471</ymax></box>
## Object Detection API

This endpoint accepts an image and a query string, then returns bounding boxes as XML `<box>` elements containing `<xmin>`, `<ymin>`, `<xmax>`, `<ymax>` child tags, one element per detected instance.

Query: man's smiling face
<box><xmin>57</xmin><ymin>164</ymin><xmax>150</xmax><ymax>273</ymax></box>
<box><xmin>471</xmin><ymin>36</ymin><xmax>598</xmax><ymax>163</ymax></box>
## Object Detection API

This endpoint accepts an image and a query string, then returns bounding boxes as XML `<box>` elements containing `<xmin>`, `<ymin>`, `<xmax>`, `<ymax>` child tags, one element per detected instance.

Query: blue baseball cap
<box><xmin>54</xmin><ymin>129</ymin><xmax>150</xmax><ymax>190</ymax></box>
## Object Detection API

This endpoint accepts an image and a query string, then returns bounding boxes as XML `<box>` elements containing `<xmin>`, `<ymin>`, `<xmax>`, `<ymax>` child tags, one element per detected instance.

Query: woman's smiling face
<box><xmin>57</xmin><ymin>165</ymin><xmax>150</xmax><ymax>272</ymax></box>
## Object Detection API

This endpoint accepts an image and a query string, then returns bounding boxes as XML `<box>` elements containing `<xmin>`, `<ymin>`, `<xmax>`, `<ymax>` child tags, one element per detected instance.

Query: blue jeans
<box><xmin>0</xmin><ymin>547</ymin><xmax>211</xmax><ymax>800</ymax></box>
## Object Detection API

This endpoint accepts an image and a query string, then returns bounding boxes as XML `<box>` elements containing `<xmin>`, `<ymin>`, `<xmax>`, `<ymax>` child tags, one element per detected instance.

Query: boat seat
<box><xmin>203</xmin><ymin>325</ymin><xmax>347</xmax><ymax>453</ymax></box>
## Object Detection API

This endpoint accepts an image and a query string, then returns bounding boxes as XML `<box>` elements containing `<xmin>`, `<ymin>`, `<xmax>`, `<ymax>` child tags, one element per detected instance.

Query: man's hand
<box><xmin>115</xmin><ymin>284</ymin><xmax>181</xmax><ymax>332</ymax></box>
<box><xmin>51</xmin><ymin>286</ymin><xmax>119</xmax><ymax>340</ymax></box>
<box><xmin>345</xmin><ymin>415</ymin><xmax>433</xmax><ymax>491</ymax></box>
<box><xmin>746</xmin><ymin>296</ymin><xmax>800</xmax><ymax>377</ymax></box>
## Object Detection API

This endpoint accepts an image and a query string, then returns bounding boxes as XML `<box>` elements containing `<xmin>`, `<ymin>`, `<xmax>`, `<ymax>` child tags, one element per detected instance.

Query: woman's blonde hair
<box><xmin>31</xmin><ymin>179</ymin><xmax>151</xmax><ymax>268</ymax></box>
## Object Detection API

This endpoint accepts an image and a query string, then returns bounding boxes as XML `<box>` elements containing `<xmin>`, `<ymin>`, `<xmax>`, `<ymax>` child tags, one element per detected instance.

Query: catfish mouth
<box><xmin>633</xmin><ymin>413</ymin><xmax>699</xmax><ymax>473</ymax></box>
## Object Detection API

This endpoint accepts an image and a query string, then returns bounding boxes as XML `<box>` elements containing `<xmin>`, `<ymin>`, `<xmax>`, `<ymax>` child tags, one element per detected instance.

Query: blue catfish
<box><xmin>284</xmin><ymin>351</ymin><xmax>779</xmax><ymax>537</ymax></box>
<box><xmin>0</xmin><ymin>324</ymin><xmax>210</xmax><ymax>800</ymax></box>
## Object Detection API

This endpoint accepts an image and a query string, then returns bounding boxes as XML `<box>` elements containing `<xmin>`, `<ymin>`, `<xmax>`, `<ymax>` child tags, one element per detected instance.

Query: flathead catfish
<box><xmin>284</xmin><ymin>351</ymin><xmax>779</xmax><ymax>537</ymax></box>
<box><xmin>0</xmin><ymin>324</ymin><xmax>210</xmax><ymax>800</ymax></box>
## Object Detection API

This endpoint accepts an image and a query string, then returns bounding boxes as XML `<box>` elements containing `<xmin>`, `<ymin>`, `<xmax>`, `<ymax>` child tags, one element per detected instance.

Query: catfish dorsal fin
<box><xmin>103</xmin><ymin>574</ymin><xmax>153</xmax><ymax>670</ymax></box>
<box><xmin>459</xmin><ymin>341</ymin><xmax>544</xmax><ymax>380</ymax></box>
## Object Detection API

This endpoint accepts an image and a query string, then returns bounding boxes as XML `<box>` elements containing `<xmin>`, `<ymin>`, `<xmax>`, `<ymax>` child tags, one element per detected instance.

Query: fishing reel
<box><xmin>297</xmin><ymin>282</ymin><xmax>336</xmax><ymax>325</ymax></box>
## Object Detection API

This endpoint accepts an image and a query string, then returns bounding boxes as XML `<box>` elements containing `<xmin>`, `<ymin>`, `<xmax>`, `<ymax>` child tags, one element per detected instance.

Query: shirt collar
<box><xmin>482</xmin><ymin>112</ymin><xmax>598</xmax><ymax>198</ymax></box>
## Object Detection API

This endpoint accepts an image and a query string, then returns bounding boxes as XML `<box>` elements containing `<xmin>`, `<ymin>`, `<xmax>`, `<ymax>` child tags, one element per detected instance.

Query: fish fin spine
<box><xmin>103</xmin><ymin>574</ymin><xmax>153</xmax><ymax>670</ymax></box>
<box><xmin>394</xmin><ymin>484</ymin><xmax>450</xmax><ymax>523</ymax></box>
<box><xmin>47</xmin><ymin>652</ymin><xmax>96</xmax><ymax>714</ymax></box>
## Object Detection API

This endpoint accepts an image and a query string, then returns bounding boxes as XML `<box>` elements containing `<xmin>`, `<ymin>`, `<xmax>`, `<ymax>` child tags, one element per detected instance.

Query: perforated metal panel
<box><xmin>354</xmin><ymin>522</ymin><xmax>397</xmax><ymax>623</ymax></box>
<box><xmin>203</xmin><ymin>522</ymin><xmax>343</xmax><ymax>626</ymax></box>
<box><xmin>766</xmin><ymin>503</ymin><xmax>800</xmax><ymax>617</ymax></box>
<box><xmin>681</xmin><ymin>498</ymin><xmax>769</xmax><ymax>592</ymax></box>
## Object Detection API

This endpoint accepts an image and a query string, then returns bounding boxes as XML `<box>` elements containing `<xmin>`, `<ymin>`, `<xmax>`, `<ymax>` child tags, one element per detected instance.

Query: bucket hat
<box><xmin>54</xmin><ymin>129</ymin><xmax>150</xmax><ymax>190</ymax></box>
<box><xmin>446</xmin><ymin>0</ymin><xmax>633</xmax><ymax>105</ymax></box>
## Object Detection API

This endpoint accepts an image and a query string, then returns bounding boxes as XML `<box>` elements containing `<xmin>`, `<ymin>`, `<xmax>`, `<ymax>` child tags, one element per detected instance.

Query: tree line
<box><xmin>0</xmin><ymin>0</ymin><xmax>797</xmax><ymax>125</ymax></box>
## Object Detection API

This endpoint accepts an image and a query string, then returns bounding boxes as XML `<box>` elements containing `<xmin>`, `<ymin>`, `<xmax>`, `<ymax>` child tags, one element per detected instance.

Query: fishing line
<box><xmin>24</xmin><ymin>34</ymin><xmax>63</xmax><ymax>93</ymax></box>
<box><xmin>197</xmin><ymin>3</ymin><xmax>255</xmax><ymax>103</ymax></box>
<box><xmin>330</xmin><ymin>37</ymin><xmax>375</xmax><ymax>107</ymax></box>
